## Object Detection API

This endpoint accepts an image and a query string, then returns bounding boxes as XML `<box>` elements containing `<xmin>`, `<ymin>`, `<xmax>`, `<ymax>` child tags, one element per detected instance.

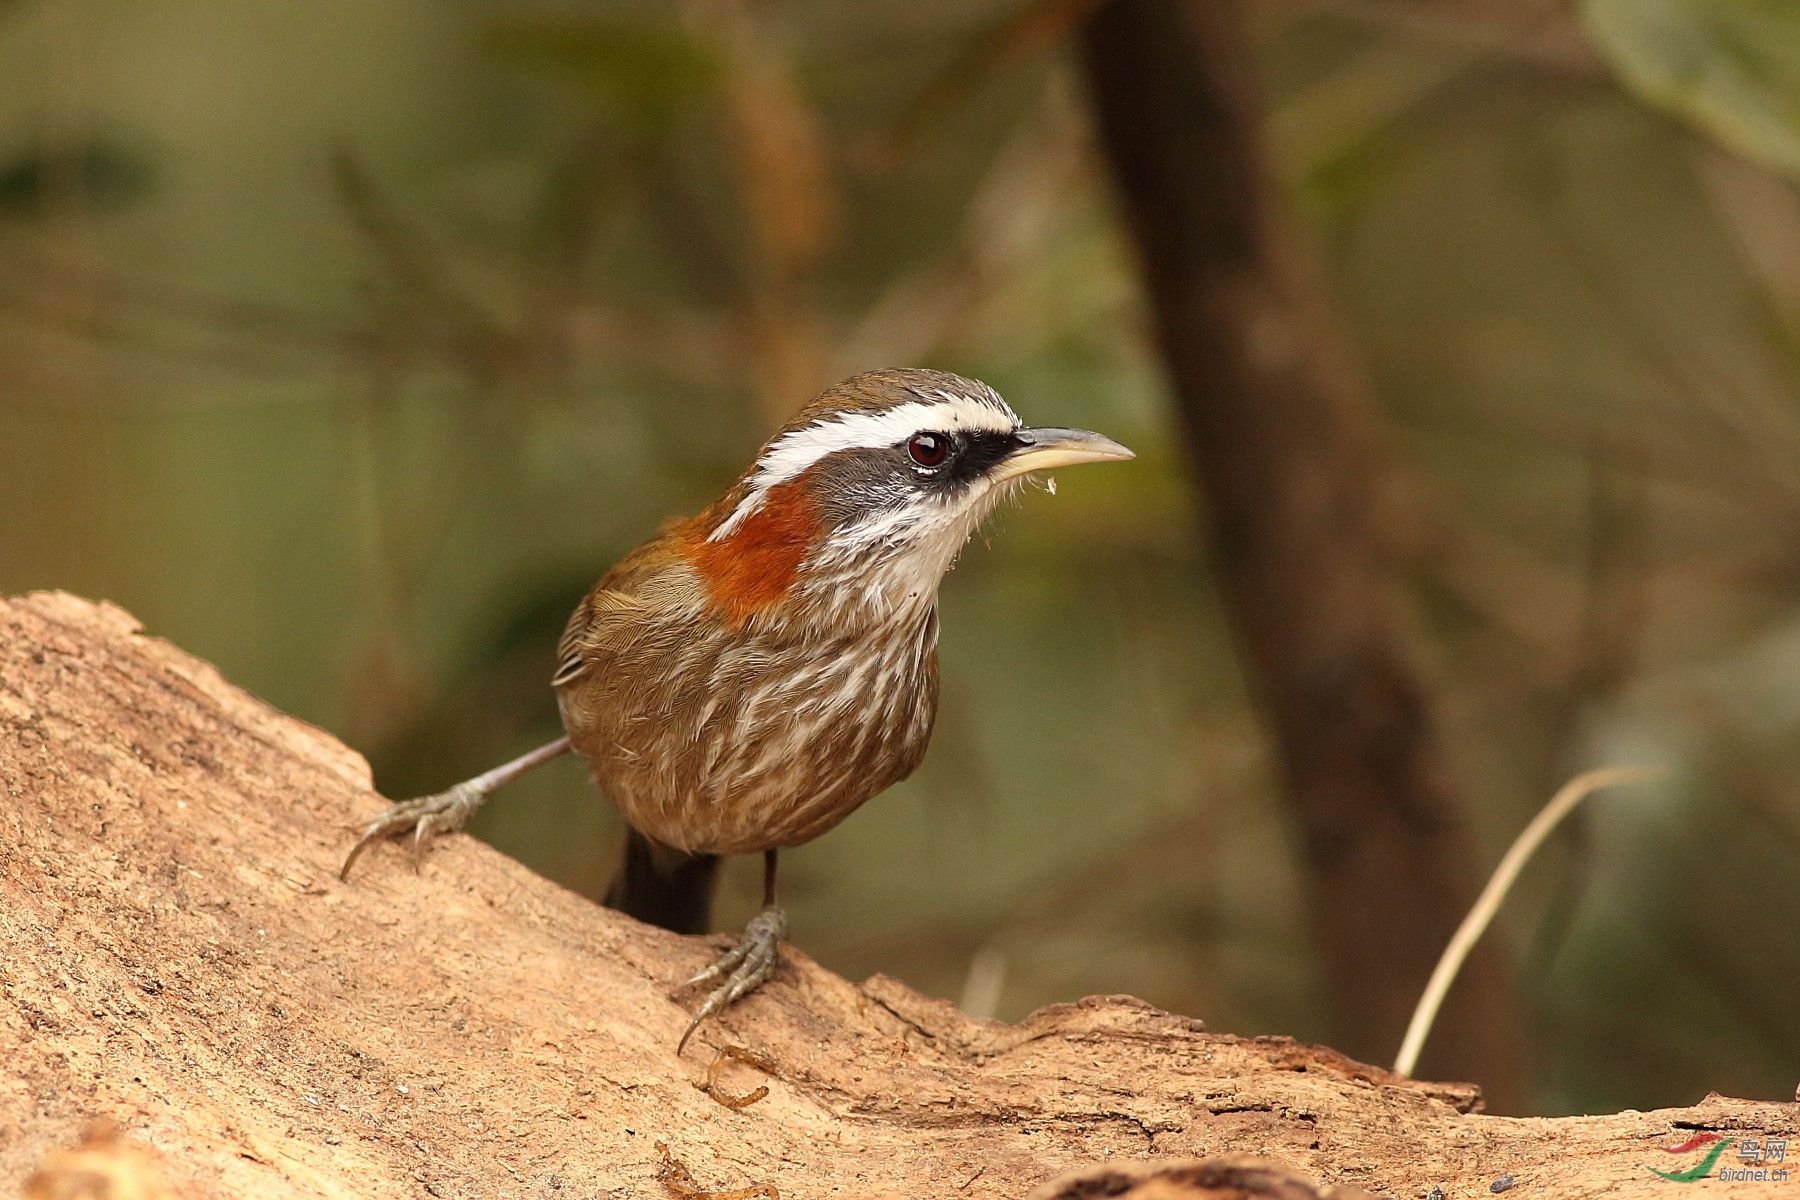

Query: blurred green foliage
<box><xmin>1584</xmin><ymin>0</ymin><xmax>1800</xmax><ymax>177</ymax></box>
<box><xmin>2</xmin><ymin>0</ymin><xmax>1796</xmax><ymax>1116</ymax></box>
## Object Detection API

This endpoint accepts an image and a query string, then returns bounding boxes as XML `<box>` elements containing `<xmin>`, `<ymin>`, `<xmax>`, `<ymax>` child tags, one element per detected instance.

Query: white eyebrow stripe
<box><xmin>708</xmin><ymin>393</ymin><xmax>1018</xmax><ymax>542</ymax></box>
<box><xmin>753</xmin><ymin>397</ymin><xmax>1017</xmax><ymax>487</ymax></box>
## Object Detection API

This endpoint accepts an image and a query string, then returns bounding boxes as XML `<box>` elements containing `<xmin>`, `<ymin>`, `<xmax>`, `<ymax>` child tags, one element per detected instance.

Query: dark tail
<box><xmin>603</xmin><ymin>828</ymin><xmax>720</xmax><ymax>935</ymax></box>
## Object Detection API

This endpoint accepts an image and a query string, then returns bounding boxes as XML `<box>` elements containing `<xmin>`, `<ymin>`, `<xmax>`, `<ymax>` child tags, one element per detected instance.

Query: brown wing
<box><xmin>551</xmin><ymin>521</ymin><xmax>694</xmax><ymax>689</ymax></box>
<box><xmin>551</xmin><ymin>601</ymin><xmax>590</xmax><ymax>687</ymax></box>
<box><xmin>552</xmin><ymin>586</ymin><xmax>647</xmax><ymax>687</ymax></box>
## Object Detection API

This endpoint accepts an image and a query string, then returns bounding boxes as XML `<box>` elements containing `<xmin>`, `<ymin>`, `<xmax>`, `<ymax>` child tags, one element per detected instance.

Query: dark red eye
<box><xmin>907</xmin><ymin>432</ymin><xmax>949</xmax><ymax>467</ymax></box>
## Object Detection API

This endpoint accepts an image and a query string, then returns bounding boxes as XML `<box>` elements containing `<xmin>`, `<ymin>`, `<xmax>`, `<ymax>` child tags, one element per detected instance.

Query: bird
<box><xmin>339</xmin><ymin>368</ymin><xmax>1133</xmax><ymax>1052</ymax></box>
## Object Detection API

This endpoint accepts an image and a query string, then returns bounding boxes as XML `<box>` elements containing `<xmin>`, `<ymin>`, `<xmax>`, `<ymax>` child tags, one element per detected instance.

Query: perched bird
<box><xmin>340</xmin><ymin>368</ymin><xmax>1132</xmax><ymax>1050</ymax></box>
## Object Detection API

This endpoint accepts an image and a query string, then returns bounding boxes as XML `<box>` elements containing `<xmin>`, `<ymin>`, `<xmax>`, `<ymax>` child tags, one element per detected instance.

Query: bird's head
<box><xmin>686</xmin><ymin>368</ymin><xmax>1133</xmax><ymax>627</ymax></box>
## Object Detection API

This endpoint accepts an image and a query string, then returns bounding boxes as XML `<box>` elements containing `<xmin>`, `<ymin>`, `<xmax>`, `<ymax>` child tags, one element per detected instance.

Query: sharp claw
<box><xmin>410</xmin><ymin>812</ymin><xmax>434</xmax><ymax>870</ymax></box>
<box><xmin>674</xmin><ymin>907</ymin><xmax>785</xmax><ymax>1057</ymax></box>
<box><xmin>678</xmin><ymin>941</ymin><xmax>748</xmax><ymax>992</ymax></box>
<box><xmin>339</xmin><ymin>827</ymin><xmax>380</xmax><ymax>882</ymax></box>
<box><xmin>337</xmin><ymin>786</ymin><xmax>481</xmax><ymax>883</ymax></box>
<box><xmin>678</xmin><ymin>957</ymin><xmax>768</xmax><ymax>1055</ymax></box>
<box><xmin>676</xmin><ymin>1011</ymin><xmax>707</xmax><ymax>1057</ymax></box>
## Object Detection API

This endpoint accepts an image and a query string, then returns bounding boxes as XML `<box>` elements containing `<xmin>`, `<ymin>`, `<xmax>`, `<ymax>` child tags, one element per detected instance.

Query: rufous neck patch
<box><xmin>686</xmin><ymin>479</ymin><xmax>820</xmax><ymax>625</ymax></box>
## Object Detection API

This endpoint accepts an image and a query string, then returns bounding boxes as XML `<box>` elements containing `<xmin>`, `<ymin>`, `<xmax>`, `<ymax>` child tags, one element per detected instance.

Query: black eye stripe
<box><xmin>898</xmin><ymin>429</ymin><xmax>1021</xmax><ymax>489</ymax></box>
<box><xmin>804</xmin><ymin>427</ymin><xmax>1022</xmax><ymax>533</ymax></box>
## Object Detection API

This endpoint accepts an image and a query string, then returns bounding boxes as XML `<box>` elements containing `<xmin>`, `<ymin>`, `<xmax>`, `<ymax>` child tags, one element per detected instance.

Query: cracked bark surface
<box><xmin>1</xmin><ymin>591</ymin><xmax>1793</xmax><ymax>1198</ymax></box>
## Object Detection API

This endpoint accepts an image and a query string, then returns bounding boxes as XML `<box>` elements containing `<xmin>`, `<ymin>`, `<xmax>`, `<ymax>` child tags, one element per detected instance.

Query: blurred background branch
<box><xmin>1080</xmin><ymin>0</ymin><xmax>1520</xmax><ymax>1101</ymax></box>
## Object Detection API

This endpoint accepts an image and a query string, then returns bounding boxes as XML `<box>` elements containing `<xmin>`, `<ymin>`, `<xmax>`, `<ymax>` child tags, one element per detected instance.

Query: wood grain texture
<box><xmin>0</xmin><ymin>592</ymin><xmax>1792</xmax><ymax>1198</ymax></box>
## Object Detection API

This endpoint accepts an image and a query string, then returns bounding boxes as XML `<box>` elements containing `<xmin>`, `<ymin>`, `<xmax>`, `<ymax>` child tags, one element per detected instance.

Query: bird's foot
<box><xmin>673</xmin><ymin>906</ymin><xmax>787</xmax><ymax>1055</ymax></box>
<box><xmin>339</xmin><ymin>781</ymin><xmax>485</xmax><ymax>881</ymax></box>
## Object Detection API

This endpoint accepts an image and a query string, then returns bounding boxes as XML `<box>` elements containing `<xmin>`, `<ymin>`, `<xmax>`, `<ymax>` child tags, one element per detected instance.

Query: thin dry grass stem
<box><xmin>958</xmin><ymin>946</ymin><xmax>1008</xmax><ymax>1020</ymax></box>
<box><xmin>1392</xmin><ymin>765</ymin><xmax>1663</xmax><ymax>1078</ymax></box>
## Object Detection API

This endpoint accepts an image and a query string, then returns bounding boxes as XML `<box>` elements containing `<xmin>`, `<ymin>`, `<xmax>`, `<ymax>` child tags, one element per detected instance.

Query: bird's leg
<box><xmin>675</xmin><ymin>849</ymin><xmax>785</xmax><ymax>1055</ymax></box>
<box><xmin>339</xmin><ymin>736</ymin><xmax>573</xmax><ymax>881</ymax></box>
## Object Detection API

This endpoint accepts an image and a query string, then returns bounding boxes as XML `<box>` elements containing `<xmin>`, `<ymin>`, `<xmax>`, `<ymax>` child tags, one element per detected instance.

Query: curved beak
<box><xmin>989</xmin><ymin>426</ymin><xmax>1135</xmax><ymax>484</ymax></box>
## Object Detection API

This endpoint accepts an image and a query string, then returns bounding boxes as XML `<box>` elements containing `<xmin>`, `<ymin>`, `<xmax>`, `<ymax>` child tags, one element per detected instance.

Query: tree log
<box><xmin>0</xmin><ymin>591</ymin><xmax>1792</xmax><ymax>1198</ymax></box>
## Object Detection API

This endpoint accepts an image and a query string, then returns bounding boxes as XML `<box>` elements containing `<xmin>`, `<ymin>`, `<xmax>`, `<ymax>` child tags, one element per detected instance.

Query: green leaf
<box><xmin>1582</xmin><ymin>0</ymin><xmax>1800</xmax><ymax>177</ymax></box>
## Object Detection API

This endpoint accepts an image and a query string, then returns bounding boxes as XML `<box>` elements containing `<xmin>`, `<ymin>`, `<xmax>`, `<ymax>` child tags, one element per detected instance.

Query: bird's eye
<box><xmin>907</xmin><ymin>432</ymin><xmax>949</xmax><ymax>468</ymax></box>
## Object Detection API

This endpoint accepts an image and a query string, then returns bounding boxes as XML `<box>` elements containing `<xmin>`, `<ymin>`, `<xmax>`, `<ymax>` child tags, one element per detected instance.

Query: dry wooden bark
<box><xmin>0</xmin><ymin>591</ymin><xmax>1793</xmax><ymax>1199</ymax></box>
